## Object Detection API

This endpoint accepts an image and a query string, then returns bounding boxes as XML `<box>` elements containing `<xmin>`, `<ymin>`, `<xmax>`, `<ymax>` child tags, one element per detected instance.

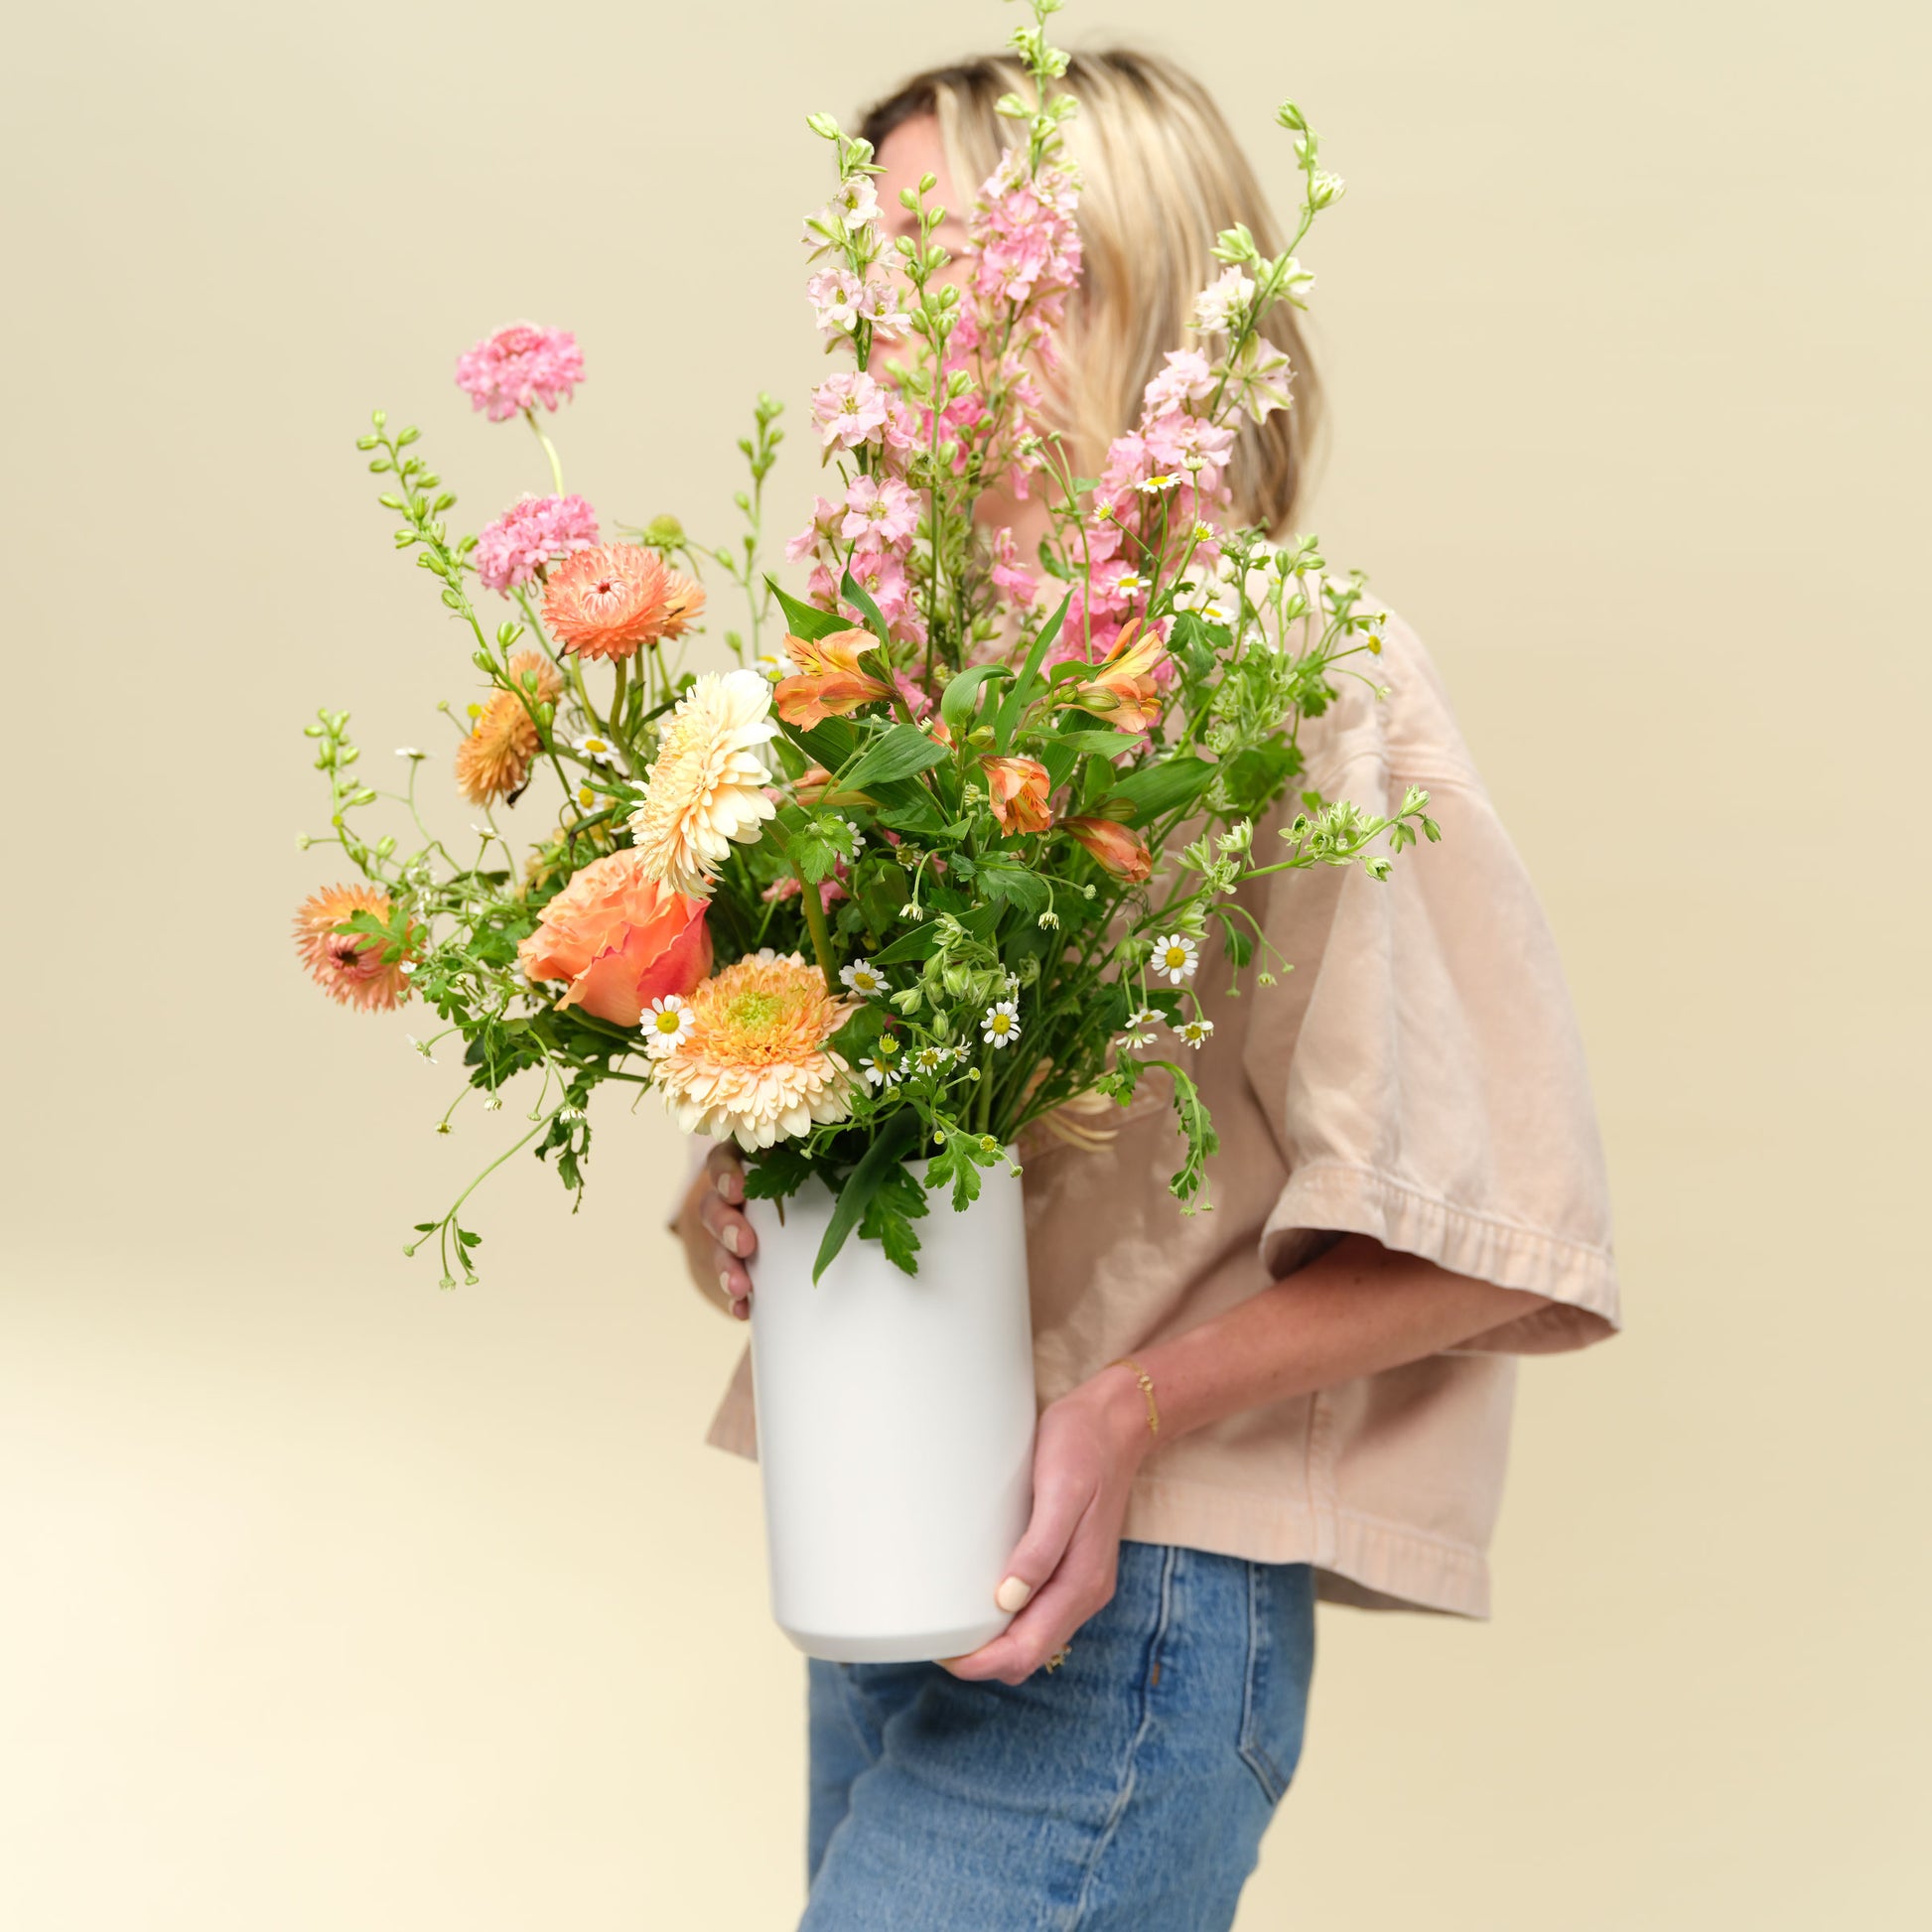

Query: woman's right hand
<box><xmin>676</xmin><ymin>1143</ymin><xmax>756</xmax><ymax>1322</ymax></box>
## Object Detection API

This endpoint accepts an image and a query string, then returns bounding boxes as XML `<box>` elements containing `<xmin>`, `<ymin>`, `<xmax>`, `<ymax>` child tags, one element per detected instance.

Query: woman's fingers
<box><xmin>943</xmin><ymin>1510</ymin><xmax>1117</xmax><ymax>1685</ymax></box>
<box><xmin>691</xmin><ymin>1148</ymin><xmax>754</xmax><ymax>1319</ymax></box>
<box><xmin>705</xmin><ymin>1145</ymin><xmax>745</xmax><ymax>1203</ymax></box>
<box><xmin>697</xmin><ymin>1185</ymin><xmax>757</xmax><ymax>1262</ymax></box>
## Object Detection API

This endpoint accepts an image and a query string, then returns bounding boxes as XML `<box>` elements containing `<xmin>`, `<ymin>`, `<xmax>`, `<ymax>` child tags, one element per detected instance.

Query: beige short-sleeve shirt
<box><xmin>704</xmin><ymin>602</ymin><xmax>1620</xmax><ymax>1618</ymax></box>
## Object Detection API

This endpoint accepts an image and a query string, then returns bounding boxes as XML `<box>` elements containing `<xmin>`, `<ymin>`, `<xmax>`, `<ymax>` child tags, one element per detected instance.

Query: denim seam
<box><xmin>1237</xmin><ymin>1562</ymin><xmax>1290</xmax><ymax>1805</ymax></box>
<box><xmin>832</xmin><ymin>1664</ymin><xmax>881</xmax><ymax>1771</ymax></box>
<box><xmin>1061</xmin><ymin>1544</ymin><xmax>1178</xmax><ymax>1930</ymax></box>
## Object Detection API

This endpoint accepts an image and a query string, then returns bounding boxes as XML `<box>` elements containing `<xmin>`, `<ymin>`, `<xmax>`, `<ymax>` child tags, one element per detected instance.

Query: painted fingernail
<box><xmin>721</xmin><ymin>1223</ymin><xmax>742</xmax><ymax>1256</ymax></box>
<box><xmin>715</xmin><ymin>1171</ymin><xmax>737</xmax><ymax>1200</ymax></box>
<box><xmin>718</xmin><ymin>1271</ymin><xmax>734</xmax><ymax>1298</ymax></box>
<box><xmin>995</xmin><ymin>1576</ymin><xmax>1034</xmax><ymax>1613</ymax></box>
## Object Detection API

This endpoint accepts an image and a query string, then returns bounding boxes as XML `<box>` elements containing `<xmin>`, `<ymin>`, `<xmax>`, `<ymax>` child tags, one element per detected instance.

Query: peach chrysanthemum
<box><xmin>653</xmin><ymin>949</ymin><xmax>856</xmax><ymax>1149</ymax></box>
<box><xmin>293</xmin><ymin>883</ymin><xmax>419</xmax><ymax>1012</ymax></box>
<box><xmin>541</xmin><ymin>543</ymin><xmax>702</xmax><ymax>661</ymax></box>
<box><xmin>454</xmin><ymin>650</ymin><xmax>565</xmax><ymax>804</ymax></box>
<box><xmin>627</xmin><ymin>668</ymin><xmax>778</xmax><ymax>897</ymax></box>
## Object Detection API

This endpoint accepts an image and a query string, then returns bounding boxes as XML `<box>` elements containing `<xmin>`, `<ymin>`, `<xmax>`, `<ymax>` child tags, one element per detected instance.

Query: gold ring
<box><xmin>1044</xmin><ymin>1647</ymin><xmax>1068</xmax><ymax>1672</ymax></box>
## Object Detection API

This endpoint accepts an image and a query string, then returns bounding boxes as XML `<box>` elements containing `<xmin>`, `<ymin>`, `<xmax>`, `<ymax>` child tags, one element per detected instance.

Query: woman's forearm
<box><xmin>1111</xmin><ymin>1234</ymin><xmax>1550</xmax><ymax>1446</ymax></box>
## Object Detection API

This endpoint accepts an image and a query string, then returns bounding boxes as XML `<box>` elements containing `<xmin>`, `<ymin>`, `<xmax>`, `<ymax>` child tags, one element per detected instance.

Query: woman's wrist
<box><xmin>1073</xmin><ymin>1360</ymin><xmax>1161</xmax><ymax>1473</ymax></box>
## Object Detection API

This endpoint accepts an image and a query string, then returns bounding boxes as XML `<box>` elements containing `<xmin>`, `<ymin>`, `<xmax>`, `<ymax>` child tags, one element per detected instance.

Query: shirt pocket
<box><xmin>1237</xmin><ymin>1560</ymin><xmax>1316</xmax><ymax>1806</ymax></box>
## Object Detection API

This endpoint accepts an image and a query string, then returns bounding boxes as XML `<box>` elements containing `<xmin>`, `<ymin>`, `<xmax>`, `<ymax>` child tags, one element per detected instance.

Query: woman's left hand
<box><xmin>939</xmin><ymin>1368</ymin><xmax>1154</xmax><ymax>1686</ymax></box>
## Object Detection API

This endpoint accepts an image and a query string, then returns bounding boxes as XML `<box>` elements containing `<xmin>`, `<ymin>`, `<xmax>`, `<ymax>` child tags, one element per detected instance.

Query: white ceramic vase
<box><xmin>741</xmin><ymin>1153</ymin><xmax>1036</xmax><ymax>1663</ymax></box>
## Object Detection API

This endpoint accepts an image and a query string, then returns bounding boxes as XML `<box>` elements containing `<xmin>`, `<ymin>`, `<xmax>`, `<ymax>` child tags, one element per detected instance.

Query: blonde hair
<box><xmin>860</xmin><ymin>47</ymin><xmax>1323</xmax><ymax>535</ymax></box>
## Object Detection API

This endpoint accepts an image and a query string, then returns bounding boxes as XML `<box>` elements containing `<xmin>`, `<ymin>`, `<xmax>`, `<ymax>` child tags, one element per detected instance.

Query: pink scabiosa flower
<box><xmin>651</xmin><ymin>950</ymin><xmax>856</xmax><ymax>1150</ymax></box>
<box><xmin>841</xmin><ymin>476</ymin><xmax>919</xmax><ymax>546</ymax></box>
<box><xmin>293</xmin><ymin>884</ymin><xmax>421</xmax><ymax>1012</ymax></box>
<box><xmin>455</xmin><ymin>322</ymin><xmax>585</xmax><ymax>422</ymax></box>
<box><xmin>811</xmin><ymin>371</ymin><xmax>890</xmax><ymax>451</ymax></box>
<box><xmin>474</xmin><ymin>493</ymin><xmax>601</xmax><ymax>594</ymax></box>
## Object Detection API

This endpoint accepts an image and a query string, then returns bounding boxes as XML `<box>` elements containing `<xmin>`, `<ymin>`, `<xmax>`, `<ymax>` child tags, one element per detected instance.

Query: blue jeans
<box><xmin>801</xmin><ymin>1541</ymin><xmax>1316</xmax><ymax>1931</ymax></box>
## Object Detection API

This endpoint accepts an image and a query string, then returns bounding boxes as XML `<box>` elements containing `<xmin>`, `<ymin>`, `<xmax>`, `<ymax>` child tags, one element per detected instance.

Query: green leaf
<box><xmin>841</xmin><ymin>722</ymin><xmax>948</xmax><ymax>790</ymax></box>
<box><xmin>872</xmin><ymin>922</ymin><xmax>943</xmax><ymax>966</ymax></box>
<box><xmin>1102</xmin><ymin>756</ymin><xmax>1217</xmax><ymax>827</ymax></box>
<box><xmin>973</xmin><ymin>858</ymin><xmax>1050</xmax><ymax>914</ymax></box>
<box><xmin>743</xmin><ymin>1143</ymin><xmax>814</xmax><ymax>1201</ymax></box>
<box><xmin>1149</xmin><ymin>1059</ymin><xmax>1220</xmax><ymax>1208</ymax></box>
<box><xmin>767</xmin><ymin>579</ymin><xmax>849</xmax><ymax>642</ymax></box>
<box><xmin>924</xmin><ymin>1133</ymin><xmax>993</xmax><ymax>1212</ymax></box>
<box><xmin>837</xmin><ymin>568</ymin><xmax>893</xmax><ymax>646</ymax></box>
<box><xmin>994</xmin><ymin>591</ymin><xmax>1072</xmax><ymax>751</ymax></box>
<box><xmin>858</xmin><ymin>1163</ymin><xmax>929</xmax><ymax>1276</ymax></box>
<box><xmin>814</xmin><ymin>1113</ymin><xmax>920</xmax><ymax>1282</ymax></box>
<box><xmin>940</xmin><ymin>663</ymin><xmax>1015</xmax><ymax>735</ymax></box>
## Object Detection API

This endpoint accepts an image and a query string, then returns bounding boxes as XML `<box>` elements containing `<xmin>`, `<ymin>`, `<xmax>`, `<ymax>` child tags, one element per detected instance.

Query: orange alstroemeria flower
<box><xmin>772</xmin><ymin>627</ymin><xmax>893</xmax><ymax>729</ymax></box>
<box><xmin>982</xmin><ymin>756</ymin><xmax>1053</xmax><ymax>835</ymax></box>
<box><xmin>1061</xmin><ymin>814</ymin><xmax>1152</xmax><ymax>883</ymax></box>
<box><xmin>1060</xmin><ymin>620</ymin><xmax>1168</xmax><ymax>734</ymax></box>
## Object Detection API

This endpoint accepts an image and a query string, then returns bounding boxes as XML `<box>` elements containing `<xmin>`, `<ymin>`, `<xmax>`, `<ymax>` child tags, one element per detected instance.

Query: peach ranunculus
<box><xmin>772</xmin><ymin>627</ymin><xmax>893</xmax><ymax>728</ymax></box>
<box><xmin>1060</xmin><ymin>814</ymin><xmax>1153</xmax><ymax>883</ymax></box>
<box><xmin>982</xmin><ymin>756</ymin><xmax>1053</xmax><ymax>835</ymax></box>
<box><xmin>517</xmin><ymin>850</ymin><xmax>712</xmax><ymax>1027</ymax></box>
<box><xmin>1057</xmin><ymin>619</ymin><xmax>1168</xmax><ymax>734</ymax></box>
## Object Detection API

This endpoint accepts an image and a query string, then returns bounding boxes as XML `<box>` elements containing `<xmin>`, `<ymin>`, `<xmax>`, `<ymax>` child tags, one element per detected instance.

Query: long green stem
<box><xmin>793</xmin><ymin>864</ymin><xmax>838</xmax><ymax>992</ymax></box>
<box><xmin>524</xmin><ymin>409</ymin><xmax>565</xmax><ymax>494</ymax></box>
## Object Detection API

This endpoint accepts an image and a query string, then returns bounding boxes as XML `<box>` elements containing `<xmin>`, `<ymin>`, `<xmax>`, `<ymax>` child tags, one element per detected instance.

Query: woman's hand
<box><xmin>939</xmin><ymin>1367</ymin><xmax>1153</xmax><ymax>1686</ymax></box>
<box><xmin>675</xmin><ymin>1144</ymin><xmax>755</xmax><ymax>1321</ymax></box>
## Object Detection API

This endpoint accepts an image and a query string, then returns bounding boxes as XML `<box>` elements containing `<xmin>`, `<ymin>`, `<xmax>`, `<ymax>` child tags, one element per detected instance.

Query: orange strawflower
<box><xmin>772</xmin><ymin>627</ymin><xmax>893</xmax><ymax>728</ymax></box>
<box><xmin>1061</xmin><ymin>814</ymin><xmax>1152</xmax><ymax>883</ymax></box>
<box><xmin>1059</xmin><ymin>619</ymin><xmax>1168</xmax><ymax>733</ymax></box>
<box><xmin>293</xmin><ymin>883</ymin><xmax>420</xmax><ymax>1012</ymax></box>
<box><xmin>454</xmin><ymin>650</ymin><xmax>564</xmax><ymax>804</ymax></box>
<box><xmin>652</xmin><ymin>949</ymin><xmax>856</xmax><ymax>1149</ymax></box>
<box><xmin>543</xmin><ymin>543</ymin><xmax>682</xmax><ymax>661</ymax></box>
<box><xmin>982</xmin><ymin>756</ymin><xmax>1053</xmax><ymax>835</ymax></box>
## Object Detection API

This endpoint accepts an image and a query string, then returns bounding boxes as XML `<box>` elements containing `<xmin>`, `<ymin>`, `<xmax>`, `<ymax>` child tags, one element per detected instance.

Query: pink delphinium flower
<box><xmin>1143</xmin><ymin>347</ymin><xmax>1216</xmax><ymax>413</ymax></box>
<box><xmin>473</xmin><ymin>493</ymin><xmax>600</xmax><ymax>593</ymax></box>
<box><xmin>841</xmin><ymin>476</ymin><xmax>919</xmax><ymax>546</ymax></box>
<box><xmin>810</xmin><ymin>371</ymin><xmax>890</xmax><ymax>451</ymax></box>
<box><xmin>786</xmin><ymin>495</ymin><xmax>843</xmax><ymax>565</ymax></box>
<box><xmin>455</xmin><ymin>323</ymin><xmax>585</xmax><ymax>422</ymax></box>
<box><xmin>806</xmin><ymin>268</ymin><xmax>864</xmax><ymax>337</ymax></box>
<box><xmin>990</xmin><ymin>526</ymin><xmax>1039</xmax><ymax>608</ymax></box>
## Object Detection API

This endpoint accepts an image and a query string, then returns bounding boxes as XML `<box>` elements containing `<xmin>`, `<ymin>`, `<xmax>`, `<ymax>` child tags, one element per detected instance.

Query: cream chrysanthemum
<box><xmin>653</xmin><ymin>949</ymin><xmax>855</xmax><ymax>1149</ymax></box>
<box><xmin>628</xmin><ymin>668</ymin><xmax>777</xmax><ymax>897</ymax></box>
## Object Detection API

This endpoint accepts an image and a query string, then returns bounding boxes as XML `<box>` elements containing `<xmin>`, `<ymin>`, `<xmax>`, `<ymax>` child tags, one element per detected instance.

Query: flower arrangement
<box><xmin>294</xmin><ymin>0</ymin><xmax>1438</xmax><ymax>1288</ymax></box>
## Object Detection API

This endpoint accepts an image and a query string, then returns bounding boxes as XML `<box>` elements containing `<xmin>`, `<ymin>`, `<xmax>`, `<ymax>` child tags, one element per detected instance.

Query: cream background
<box><xmin>3</xmin><ymin>0</ymin><xmax>1926</xmax><ymax>1925</ymax></box>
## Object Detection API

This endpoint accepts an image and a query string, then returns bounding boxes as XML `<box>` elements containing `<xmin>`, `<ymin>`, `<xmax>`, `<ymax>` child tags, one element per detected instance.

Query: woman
<box><xmin>675</xmin><ymin>47</ymin><xmax>1620</xmax><ymax>1931</ymax></box>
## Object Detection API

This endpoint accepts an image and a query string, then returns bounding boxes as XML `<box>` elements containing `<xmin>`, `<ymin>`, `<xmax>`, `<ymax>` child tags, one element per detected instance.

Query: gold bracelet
<box><xmin>1107</xmin><ymin>1356</ymin><xmax>1161</xmax><ymax>1439</ymax></box>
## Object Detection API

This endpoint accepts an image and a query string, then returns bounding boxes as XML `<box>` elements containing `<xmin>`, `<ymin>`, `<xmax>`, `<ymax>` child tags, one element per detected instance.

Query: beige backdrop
<box><xmin>3</xmin><ymin>0</ymin><xmax>1926</xmax><ymax>1925</ymax></box>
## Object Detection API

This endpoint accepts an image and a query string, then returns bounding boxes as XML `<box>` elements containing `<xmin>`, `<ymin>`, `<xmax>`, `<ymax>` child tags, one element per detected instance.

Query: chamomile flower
<box><xmin>1150</xmin><ymin>933</ymin><xmax>1199</xmax><ymax>985</ymax></box>
<box><xmin>395</xmin><ymin>746</ymin><xmax>426</xmax><ymax>760</ymax></box>
<box><xmin>642</xmin><ymin>994</ymin><xmax>696</xmax><ymax>1057</ymax></box>
<box><xmin>861</xmin><ymin>1036</ymin><xmax>903</xmax><ymax>1087</ymax></box>
<box><xmin>1115</xmin><ymin>1007</ymin><xmax>1159</xmax><ymax>1049</ymax></box>
<box><xmin>838</xmin><ymin>816</ymin><xmax>867</xmax><ymax>855</ymax></box>
<box><xmin>573</xmin><ymin>731</ymin><xmax>621</xmax><ymax>767</ymax></box>
<box><xmin>1134</xmin><ymin>473</ymin><xmax>1181</xmax><ymax>494</ymax></box>
<box><xmin>1173</xmin><ymin>1015</ymin><xmax>1215</xmax><ymax>1049</ymax></box>
<box><xmin>840</xmin><ymin>958</ymin><xmax>888</xmax><ymax>998</ymax></box>
<box><xmin>405</xmin><ymin>1035</ymin><xmax>438</xmax><ymax>1064</ymax></box>
<box><xmin>912</xmin><ymin>1045</ymin><xmax>953</xmax><ymax>1077</ymax></box>
<box><xmin>981</xmin><ymin>1001</ymin><xmax>1023</xmax><ymax>1049</ymax></box>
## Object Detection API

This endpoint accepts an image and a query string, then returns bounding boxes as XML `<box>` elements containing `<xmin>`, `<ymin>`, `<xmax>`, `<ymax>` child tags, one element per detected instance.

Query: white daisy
<box><xmin>982</xmin><ymin>1001</ymin><xmax>1023</xmax><ymax>1049</ymax></box>
<box><xmin>573</xmin><ymin>731</ymin><xmax>621</xmax><ymax>768</ymax></box>
<box><xmin>838</xmin><ymin>816</ymin><xmax>867</xmax><ymax>855</ymax></box>
<box><xmin>912</xmin><ymin>1045</ymin><xmax>953</xmax><ymax>1077</ymax></box>
<box><xmin>395</xmin><ymin>746</ymin><xmax>426</xmax><ymax>760</ymax></box>
<box><xmin>1133</xmin><ymin>474</ymin><xmax>1180</xmax><ymax>495</ymax></box>
<box><xmin>642</xmin><ymin>995</ymin><xmax>695</xmax><ymax>1058</ymax></box>
<box><xmin>405</xmin><ymin>1035</ymin><xmax>438</xmax><ymax>1064</ymax></box>
<box><xmin>860</xmin><ymin>1042</ymin><xmax>902</xmax><ymax>1087</ymax></box>
<box><xmin>1173</xmin><ymin>1015</ymin><xmax>1215</xmax><ymax>1049</ymax></box>
<box><xmin>840</xmin><ymin>959</ymin><xmax>888</xmax><ymax>999</ymax></box>
<box><xmin>1115</xmin><ymin>1007</ymin><xmax>1160</xmax><ymax>1050</ymax></box>
<box><xmin>1150</xmin><ymin>933</ymin><xmax>1199</xmax><ymax>985</ymax></box>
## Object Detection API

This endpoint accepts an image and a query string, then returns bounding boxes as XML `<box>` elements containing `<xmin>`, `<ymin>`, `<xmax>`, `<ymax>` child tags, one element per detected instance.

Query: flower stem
<box><xmin>793</xmin><ymin>864</ymin><xmax>838</xmax><ymax>993</ymax></box>
<box><xmin>524</xmin><ymin>409</ymin><xmax>565</xmax><ymax>494</ymax></box>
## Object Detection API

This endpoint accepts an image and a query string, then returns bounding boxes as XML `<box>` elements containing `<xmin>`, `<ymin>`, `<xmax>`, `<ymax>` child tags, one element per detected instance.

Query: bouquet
<box><xmin>292</xmin><ymin>0</ymin><xmax>1437</xmax><ymax>1291</ymax></box>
